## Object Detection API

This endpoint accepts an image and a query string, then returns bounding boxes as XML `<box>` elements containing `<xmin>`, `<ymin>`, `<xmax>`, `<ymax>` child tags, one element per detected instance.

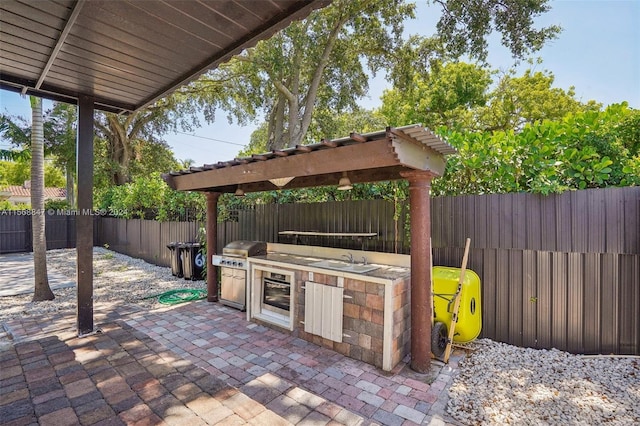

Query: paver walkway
<box><xmin>1</xmin><ymin>300</ymin><xmax>463</xmax><ymax>425</ymax></box>
<box><xmin>0</xmin><ymin>253</ymin><xmax>74</xmax><ymax>297</ymax></box>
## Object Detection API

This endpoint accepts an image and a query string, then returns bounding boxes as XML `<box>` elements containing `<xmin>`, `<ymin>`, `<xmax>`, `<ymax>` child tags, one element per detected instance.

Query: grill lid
<box><xmin>222</xmin><ymin>241</ymin><xmax>267</xmax><ymax>257</ymax></box>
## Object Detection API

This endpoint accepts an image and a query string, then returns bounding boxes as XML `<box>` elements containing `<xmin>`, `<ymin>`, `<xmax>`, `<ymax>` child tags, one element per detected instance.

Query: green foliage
<box><xmin>0</xmin><ymin>148</ymin><xmax>29</xmax><ymax>162</ymax></box>
<box><xmin>0</xmin><ymin>200</ymin><xmax>30</xmax><ymax>210</ymax></box>
<box><xmin>477</xmin><ymin>69</ymin><xmax>600</xmax><ymax>131</ymax></box>
<box><xmin>431</xmin><ymin>103</ymin><xmax>639</xmax><ymax>196</ymax></box>
<box><xmin>44</xmin><ymin>103</ymin><xmax>77</xmax><ymax>173</ymax></box>
<box><xmin>97</xmin><ymin>174</ymin><xmax>205</xmax><ymax>221</ymax></box>
<box><xmin>0</xmin><ymin>114</ymin><xmax>30</xmax><ymax>147</ymax></box>
<box><xmin>0</xmin><ymin>160</ymin><xmax>30</xmax><ymax>185</ymax></box>
<box><xmin>381</xmin><ymin>61</ymin><xmax>492</xmax><ymax>129</ymax></box>
<box><xmin>380</xmin><ymin>62</ymin><xmax>596</xmax><ymax>132</ymax></box>
<box><xmin>94</xmin><ymin>92</ymin><xmax>196</xmax><ymax>186</ymax></box>
<box><xmin>44</xmin><ymin>199</ymin><xmax>71</xmax><ymax>210</ymax></box>
<box><xmin>44</xmin><ymin>163</ymin><xmax>65</xmax><ymax>187</ymax></box>
<box><xmin>156</xmin><ymin>189</ymin><xmax>206</xmax><ymax>222</ymax></box>
<box><xmin>191</xmin><ymin>0</ymin><xmax>415</xmax><ymax>150</ymax></box>
<box><xmin>432</xmin><ymin>0</ymin><xmax>561</xmax><ymax>62</ymax></box>
<box><xmin>100</xmin><ymin>175</ymin><xmax>167</xmax><ymax>219</ymax></box>
<box><xmin>0</xmin><ymin>160</ymin><xmax>65</xmax><ymax>188</ymax></box>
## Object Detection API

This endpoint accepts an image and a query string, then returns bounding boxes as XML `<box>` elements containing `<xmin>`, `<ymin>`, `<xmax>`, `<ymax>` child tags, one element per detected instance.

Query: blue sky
<box><xmin>1</xmin><ymin>0</ymin><xmax>638</xmax><ymax>163</ymax></box>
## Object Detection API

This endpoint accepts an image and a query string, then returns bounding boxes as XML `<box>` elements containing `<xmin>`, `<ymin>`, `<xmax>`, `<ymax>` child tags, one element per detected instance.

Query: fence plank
<box><xmin>571</xmin><ymin>192</ymin><xmax>589</xmax><ymax>252</ymax></box>
<box><xmin>551</xmin><ymin>252</ymin><xmax>568</xmax><ymax>351</ymax></box>
<box><xmin>605</xmin><ymin>188</ymin><xmax>624</xmax><ymax>253</ymax></box>
<box><xmin>567</xmin><ymin>253</ymin><xmax>584</xmax><ymax>353</ymax></box>
<box><xmin>618</xmin><ymin>255</ymin><xmax>640</xmax><ymax>354</ymax></box>
<box><xmin>522</xmin><ymin>250</ymin><xmax>537</xmax><ymax>347</ymax></box>
<box><xmin>623</xmin><ymin>189</ymin><xmax>639</xmax><ymax>255</ymax></box>
<box><xmin>583</xmin><ymin>252</ymin><xmax>601</xmax><ymax>353</ymax></box>
<box><xmin>600</xmin><ymin>253</ymin><xmax>619</xmax><ymax>354</ymax></box>
<box><xmin>588</xmin><ymin>190</ymin><xmax>606</xmax><ymax>253</ymax></box>
<box><xmin>495</xmin><ymin>249</ymin><xmax>511</xmax><ymax>344</ymax></box>
<box><xmin>507</xmin><ymin>250</ymin><xmax>523</xmax><ymax>347</ymax></box>
<box><xmin>536</xmin><ymin>251</ymin><xmax>552</xmax><ymax>349</ymax></box>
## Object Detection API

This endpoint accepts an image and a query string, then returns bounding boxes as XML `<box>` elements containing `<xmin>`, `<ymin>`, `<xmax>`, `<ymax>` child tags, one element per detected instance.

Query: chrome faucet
<box><xmin>361</xmin><ymin>256</ymin><xmax>367</xmax><ymax>265</ymax></box>
<box><xmin>341</xmin><ymin>253</ymin><xmax>354</xmax><ymax>264</ymax></box>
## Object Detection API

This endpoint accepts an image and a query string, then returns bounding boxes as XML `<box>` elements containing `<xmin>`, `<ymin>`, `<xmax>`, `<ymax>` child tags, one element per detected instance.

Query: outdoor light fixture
<box><xmin>268</xmin><ymin>177</ymin><xmax>295</xmax><ymax>187</ymax></box>
<box><xmin>234</xmin><ymin>187</ymin><xmax>245</xmax><ymax>197</ymax></box>
<box><xmin>337</xmin><ymin>172</ymin><xmax>353</xmax><ymax>191</ymax></box>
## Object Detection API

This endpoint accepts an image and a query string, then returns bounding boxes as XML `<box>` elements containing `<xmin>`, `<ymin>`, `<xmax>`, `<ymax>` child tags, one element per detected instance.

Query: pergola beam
<box><xmin>35</xmin><ymin>0</ymin><xmax>85</xmax><ymax>90</ymax></box>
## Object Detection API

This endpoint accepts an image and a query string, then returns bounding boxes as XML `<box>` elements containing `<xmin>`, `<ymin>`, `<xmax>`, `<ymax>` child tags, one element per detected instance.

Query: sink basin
<box><xmin>309</xmin><ymin>260</ymin><xmax>379</xmax><ymax>274</ymax></box>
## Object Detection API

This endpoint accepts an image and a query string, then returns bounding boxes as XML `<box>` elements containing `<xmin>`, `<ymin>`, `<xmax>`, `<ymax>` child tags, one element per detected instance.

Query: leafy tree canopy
<box><xmin>186</xmin><ymin>0</ymin><xmax>559</xmax><ymax>151</ymax></box>
<box><xmin>433</xmin><ymin>103</ymin><xmax>640</xmax><ymax>196</ymax></box>
<box><xmin>380</xmin><ymin>61</ymin><xmax>599</xmax><ymax>132</ymax></box>
<box><xmin>431</xmin><ymin>0</ymin><xmax>561</xmax><ymax>62</ymax></box>
<box><xmin>0</xmin><ymin>160</ymin><xmax>65</xmax><ymax>188</ymax></box>
<box><xmin>94</xmin><ymin>93</ymin><xmax>196</xmax><ymax>186</ymax></box>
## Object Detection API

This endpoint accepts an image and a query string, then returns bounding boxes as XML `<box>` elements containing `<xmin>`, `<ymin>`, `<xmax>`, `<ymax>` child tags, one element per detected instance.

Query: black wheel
<box><xmin>431</xmin><ymin>321</ymin><xmax>448</xmax><ymax>358</ymax></box>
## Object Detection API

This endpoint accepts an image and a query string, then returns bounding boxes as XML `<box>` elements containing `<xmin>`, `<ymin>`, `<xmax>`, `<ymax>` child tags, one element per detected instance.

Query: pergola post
<box><xmin>76</xmin><ymin>95</ymin><xmax>94</xmax><ymax>335</ymax></box>
<box><xmin>206</xmin><ymin>192</ymin><xmax>221</xmax><ymax>302</ymax></box>
<box><xmin>401</xmin><ymin>170</ymin><xmax>435</xmax><ymax>373</ymax></box>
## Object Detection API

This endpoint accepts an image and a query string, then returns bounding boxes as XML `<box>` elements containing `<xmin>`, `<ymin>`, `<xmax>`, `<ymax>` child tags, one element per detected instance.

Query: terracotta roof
<box><xmin>4</xmin><ymin>186</ymin><xmax>66</xmax><ymax>198</ymax></box>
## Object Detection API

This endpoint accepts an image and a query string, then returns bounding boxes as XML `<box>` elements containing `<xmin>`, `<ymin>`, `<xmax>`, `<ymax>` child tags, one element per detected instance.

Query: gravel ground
<box><xmin>447</xmin><ymin>339</ymin><xmax>640</xmax><ymax>425</ymax></box>
<box><xmin>0</xmin><ymin>247</ymin><xmax>206</xmax><ymax>322</ymax></box>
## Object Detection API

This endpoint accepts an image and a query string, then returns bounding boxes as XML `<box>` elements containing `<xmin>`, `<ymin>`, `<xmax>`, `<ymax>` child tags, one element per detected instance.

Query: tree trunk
<box><xmin>65</xmin><ymin>164</ymin><xmax>75</xmax><ymax>207</ymax></box>
<box><xmin>30</xmin><ymin>96</ymin><xmax>54</xmax><ymax>301</ymax></box>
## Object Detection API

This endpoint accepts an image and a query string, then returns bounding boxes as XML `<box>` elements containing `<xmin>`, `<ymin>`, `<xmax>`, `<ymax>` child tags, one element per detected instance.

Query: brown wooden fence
<box><xmin>429</xmin><ymin>187</ymin><xmax>639</xmax><ymax>355</ymax></box>
<box><xmin>3</xmin><ymin>187</ymin><xmax>638</xmax><ymax>355</ymax></box>
<box><xmin>0</xmin><ymin>212</ymin><xmax>90</xmax><ymax>253</ymax></box>
<box><xmin>96</xmin><ymin>218</ymin><xmax>204</xmax><ymax>267</ymax></box>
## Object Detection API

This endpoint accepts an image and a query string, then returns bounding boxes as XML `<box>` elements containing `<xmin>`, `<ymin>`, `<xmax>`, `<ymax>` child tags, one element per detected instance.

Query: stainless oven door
<box><xmin>262</xmin><ymin>277</ymin><xmax>291</xmax><ymax>315</ymax></box>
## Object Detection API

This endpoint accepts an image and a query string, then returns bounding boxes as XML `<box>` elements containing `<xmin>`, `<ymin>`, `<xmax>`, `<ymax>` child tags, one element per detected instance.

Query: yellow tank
<box><xmin>432</xmin><ymin>266</ymin><xmax>482</xmax><ymax>343</ymax></box>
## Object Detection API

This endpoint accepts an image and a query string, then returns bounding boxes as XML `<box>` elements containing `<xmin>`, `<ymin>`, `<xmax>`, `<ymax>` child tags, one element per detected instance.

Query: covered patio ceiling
<box><xmin>0</xmin><ymin>0</ymin><xmax>329</xmax><ymax>113</ymax></box>
<box><xmin>0</xmin><ymin>0</ymin><xmax>332</xmax><ymax>339</ymax></box>
<box><xmin>163</xmin><ymin>124</ymin><xmax>457</xmax><ymax>193</ymax></box>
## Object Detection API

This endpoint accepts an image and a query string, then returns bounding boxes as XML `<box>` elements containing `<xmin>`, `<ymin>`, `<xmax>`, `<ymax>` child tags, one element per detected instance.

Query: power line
<box><xmin>172</xmin><ymin>131</ymin><xmax>247</xmax><ymax>147</ymax></box>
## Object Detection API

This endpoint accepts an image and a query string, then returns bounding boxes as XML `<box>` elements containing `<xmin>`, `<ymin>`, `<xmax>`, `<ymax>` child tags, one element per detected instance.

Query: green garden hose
<box><xmin>146</xmin><ymin>289</ymin><xmax>207</xmax><ymax>305</ymax></box>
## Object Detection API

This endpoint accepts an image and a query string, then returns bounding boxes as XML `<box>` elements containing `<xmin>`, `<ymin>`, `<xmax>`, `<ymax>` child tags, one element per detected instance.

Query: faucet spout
<box><xmin>341</xmin><ymin>253</ymin><xmax>354</xmax><ymax>264</ymax></box>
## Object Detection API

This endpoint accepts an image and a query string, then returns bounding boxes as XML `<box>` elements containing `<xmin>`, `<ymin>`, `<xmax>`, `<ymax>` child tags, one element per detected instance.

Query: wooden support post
<box><xmin>76</xmin><ymin>95</ymin><xmax>94</xmax><ymax>335</ymax></box>
<box><xmin>206</xmin><ymin>192</ymin><xmax>221</xmax><ymax>302</ymax></box>
<box><xmin>401</xmin><ymin>170</ymin><xmax>435</xmax><ymax>373</ymax></box>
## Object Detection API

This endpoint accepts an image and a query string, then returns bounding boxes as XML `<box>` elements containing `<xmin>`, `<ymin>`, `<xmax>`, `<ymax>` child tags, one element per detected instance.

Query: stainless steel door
<box><xmin>220</xmin><ymin>267</ymin><xmax>246</xmax><ymax>310</ymax></box>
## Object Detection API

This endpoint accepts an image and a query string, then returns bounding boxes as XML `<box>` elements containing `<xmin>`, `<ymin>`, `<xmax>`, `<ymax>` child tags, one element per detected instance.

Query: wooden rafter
<box><xmin>163</xmin><ymin>125</ymin><xmax>455</xmax><ymax>194</ymax></box>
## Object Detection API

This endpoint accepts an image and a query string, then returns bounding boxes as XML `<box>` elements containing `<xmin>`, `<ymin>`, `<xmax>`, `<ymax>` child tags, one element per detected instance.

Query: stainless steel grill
<box><xmin>212</xmin><ymin>241</ymin><xmax>266</xmax><ymax>310</ymax></box>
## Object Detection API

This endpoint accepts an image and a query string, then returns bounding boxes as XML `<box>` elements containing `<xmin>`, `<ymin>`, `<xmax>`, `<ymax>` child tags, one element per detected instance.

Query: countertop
<box><xmin>249</xmin><ymin>252</ymin><xmax>411</xmax><ymax>283</ymax></box>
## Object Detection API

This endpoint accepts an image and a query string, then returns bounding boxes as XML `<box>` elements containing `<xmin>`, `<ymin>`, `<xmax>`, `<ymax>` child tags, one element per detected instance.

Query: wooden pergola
<box><xmin>163</xmin><ymin>124</ymin><xmax>457</xmax><ymax>372</ymax></box>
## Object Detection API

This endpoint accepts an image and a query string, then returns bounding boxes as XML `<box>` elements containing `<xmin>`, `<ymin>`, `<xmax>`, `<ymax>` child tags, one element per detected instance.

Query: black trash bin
<box><xmin>167</xmin><ymin>242</ymin><xmax>184</xmax><ymax>278</ymax></box>
<box><xmin>182</xmin><ymin>242</ymin><xmax>205</xmax><ymax>280</ymax></box>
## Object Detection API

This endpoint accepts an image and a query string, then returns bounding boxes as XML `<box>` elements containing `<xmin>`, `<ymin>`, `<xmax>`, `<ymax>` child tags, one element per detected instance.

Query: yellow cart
<box><xmin>431</xmin><ymin>266</ymin><xmax>482</xmax><ymax>357</ymax></box>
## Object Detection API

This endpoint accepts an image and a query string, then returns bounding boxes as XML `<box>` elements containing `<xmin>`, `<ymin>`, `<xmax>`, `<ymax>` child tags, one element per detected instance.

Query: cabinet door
<box><xmin>304</xmin><ymin>281</ymin><xmax>343</xmax><ymax>342</ymax></box>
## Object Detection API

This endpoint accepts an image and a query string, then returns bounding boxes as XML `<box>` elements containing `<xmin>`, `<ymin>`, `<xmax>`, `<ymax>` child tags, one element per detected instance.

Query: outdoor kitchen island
<box><xmin>245</xmin><ymin>243</ymin><xmax>412</xmax><ymax>372</ymax></box>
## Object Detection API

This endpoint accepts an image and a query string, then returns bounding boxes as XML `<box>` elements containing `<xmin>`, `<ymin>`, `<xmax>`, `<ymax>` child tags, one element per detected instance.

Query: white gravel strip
<box><xmin>447</xmin><ymin>339</ymin><xmax>640</xmax><ymax>425</ymax></box>
<box><xmin>0</xmin><ymin>247</ymin><xmax>206</xmax><ymax>322</ymax></box>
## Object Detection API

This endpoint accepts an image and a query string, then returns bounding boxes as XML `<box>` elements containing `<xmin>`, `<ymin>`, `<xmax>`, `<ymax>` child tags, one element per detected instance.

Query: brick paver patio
<box><xmin>1</xmin><ymin>300</ymin><xmax>463</xmax><ymax>425</ymax></box>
